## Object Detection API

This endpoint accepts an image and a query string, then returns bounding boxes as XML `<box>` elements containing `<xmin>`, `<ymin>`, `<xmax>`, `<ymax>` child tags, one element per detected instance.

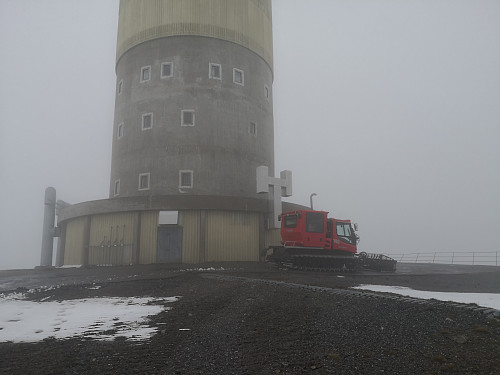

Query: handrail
<box><xmin>383</xmin><ymin>251</ymin><xmax>499</xmax><ymax>266</ymax></box>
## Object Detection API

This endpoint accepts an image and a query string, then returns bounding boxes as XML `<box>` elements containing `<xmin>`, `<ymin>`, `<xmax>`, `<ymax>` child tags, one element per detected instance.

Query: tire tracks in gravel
<box><xmin>202</xmin><ymin>273</ymin><xmax>500</xmax><ymax>320</ymax></box>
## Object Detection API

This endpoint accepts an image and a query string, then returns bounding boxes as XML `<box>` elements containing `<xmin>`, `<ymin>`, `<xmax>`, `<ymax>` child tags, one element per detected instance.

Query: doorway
<box><xmin>157</xmin><ymin>225</ymin><xmax>183</xmax><ymax>263</ymax></box>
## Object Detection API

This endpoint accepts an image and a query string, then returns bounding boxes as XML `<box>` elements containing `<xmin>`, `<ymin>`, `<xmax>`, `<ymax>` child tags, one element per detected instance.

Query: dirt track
<box><xmin>0</xmin><ymin>263</ymin><xmax>499</xmax><ymax>374</ymax></box>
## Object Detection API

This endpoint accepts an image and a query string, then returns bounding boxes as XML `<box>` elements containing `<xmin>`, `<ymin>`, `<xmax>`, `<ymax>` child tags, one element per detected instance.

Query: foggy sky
<box><xmin>1</xmin><ymin>0</ymin><xmax>499</xmax><ymax>269</ymax></box>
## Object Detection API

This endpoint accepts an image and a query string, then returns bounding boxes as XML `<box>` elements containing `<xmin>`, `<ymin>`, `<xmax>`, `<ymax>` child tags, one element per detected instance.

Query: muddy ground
<box><xmin>0</xmin><ymin>263</ymin><xmax>499</xmax><ymax>374</ymax></box>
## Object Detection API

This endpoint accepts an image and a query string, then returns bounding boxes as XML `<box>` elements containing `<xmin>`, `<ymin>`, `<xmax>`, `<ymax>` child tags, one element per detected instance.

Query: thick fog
<box><xmin>0</xmin><ymin>1</ymin><xmax>499</xmax><ymax>269</ymax></box>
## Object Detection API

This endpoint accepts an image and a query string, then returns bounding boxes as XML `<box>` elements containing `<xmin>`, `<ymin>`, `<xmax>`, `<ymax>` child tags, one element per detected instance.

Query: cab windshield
<box><xmin>336</xmin><ymin>223</ymin><xmax>355</xmax><ymax>245</ymax></box>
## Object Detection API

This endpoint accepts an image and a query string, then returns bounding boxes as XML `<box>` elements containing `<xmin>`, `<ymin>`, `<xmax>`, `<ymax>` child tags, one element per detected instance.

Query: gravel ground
<box><xmin>0</xmin><ymin>263</ymin><xmax>499</xmax><ymax>374</ymax></box>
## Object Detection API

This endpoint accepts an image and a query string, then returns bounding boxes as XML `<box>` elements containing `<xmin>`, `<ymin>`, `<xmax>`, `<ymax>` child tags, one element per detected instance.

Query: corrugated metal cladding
<box><xmin>63</xmin><ymin>209</ymin><xmax>265</xmax><ymax>265</ymax></box>
<box><xmin>89</xmin><ymin>213</ymin><xmax>136</xmax><ymax>246</ymax></box>
<box><xmin>117</xmin><ymin>0</ymin><xmax>273</xmax><ymax>69</ymax></box>
<box><xmin>64</xmin><ymin>217</ymin><xmax>87</xmax><ymax>265</ymax></box>
<box><xmin>180</xmin><ymin>211</ymin><xmax>201</xmax><ymax>263</ymax></box>
<box><xmin>206</xmin><ymin>211</ymin><xmax>260</xmax><ymax>262</ymax></box>
<box><xmin>87</xmin><ymin>213</ymin><xmax>136</xmax><ymax>266</ymax></box>
<box><xmin>139</xmin><ymin>211</ymin><xmax>159</xmax><ymax>264</ymax></box>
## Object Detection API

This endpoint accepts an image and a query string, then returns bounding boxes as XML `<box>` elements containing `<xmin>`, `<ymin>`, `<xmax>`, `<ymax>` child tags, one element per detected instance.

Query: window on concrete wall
<box><xmin>140</xmin><ymin>66</ymin><xmax>151</xmax><ymax>82</ymax></box>
<box><xmin>118</xmin><ymin>80</ymin><xmax>123</xmax><ymax>95</ymax></box>
<box><xmin>179</xmin><ymin>170</ymin><xmax>193</xmax><ymax>188</ymax></box>
<box><xmin>142</xmin><ymin>113</ymin><xmax>153</xmax><ymax>130</ymax></box>
<box><xmin>138</xmin><ymin>173</ymin><xmax>150</xmax><ymax>190</ymax></box>
<box><xmin>117</xmin><ymin>123</ymin><xmax>124</xmax><ymax>139</ymax></box>
<box><xmin>181</xmin><ymin>110</ymin><xmax>195</xmax><ymax>126</ymax></box>
<box><xmin>209</xmin><ymin>63</ymin><xmax>221</xmax><ymax>79</ymax></box>
<box><xmin>264</xmin><ymin>84</ymin><xmax>270</xmax><ymax>99</ymax></box>
<box><xmin>233</xmin><ymin>68</ymin><xmax>244</xmax><ymax>86</ymax></box>
<box><xmin>249</xmin><ymin>122</ymin><xmax>257</xmax><ymax>136</ymax></box>
<box><xmin>114</xmin><ymin>179</ymin><xmax>120</xmax><ymax>196</ymax></box>
<box><xmin>161</xmin><ymin>62</ymin><xmax>173</xmax><ymax>78</ymax></box>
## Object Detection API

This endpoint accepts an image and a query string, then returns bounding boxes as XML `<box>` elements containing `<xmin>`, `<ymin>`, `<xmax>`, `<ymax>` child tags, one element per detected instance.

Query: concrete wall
<box><xmin>58</xmin><ymin>195</ymin><xmax>268</xmax><ymax>223</ymax></box>
<box><xmin>110</xmin><ymin>35</ymin><xmax>274</xmax><ymax>199</ymax></box>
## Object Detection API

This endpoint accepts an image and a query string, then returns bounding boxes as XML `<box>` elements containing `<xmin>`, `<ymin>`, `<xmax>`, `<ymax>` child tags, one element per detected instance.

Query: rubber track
<box><xmin>268</xmin><ymin>253</ymin><xmax>396</xmax><ymax>273</ymax></box>
<box><xmin>202</xmin><ymin>273</ymin><xmax>500</xmax><ymax>320</ymax></box>
<box><xmin>288</xmin><ymin>254</ymin><xmax>359</xmax><ymax>272</ymax></box>
<box><xmin>268</xmin><ymin>255</ymin><xmax>360</xmax><ymax>273</ymax></box>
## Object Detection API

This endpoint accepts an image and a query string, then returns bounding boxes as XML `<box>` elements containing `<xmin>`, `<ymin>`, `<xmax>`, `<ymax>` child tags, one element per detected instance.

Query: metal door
<box><xmin>157</xmin><ymin>226</ymin><xmax>183</xmax><ymax>263</ymax></box>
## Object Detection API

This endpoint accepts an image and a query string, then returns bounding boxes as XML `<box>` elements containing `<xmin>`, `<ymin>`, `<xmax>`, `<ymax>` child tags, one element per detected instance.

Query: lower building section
<box><xmin>60</xmin><ymin>209</ymin><xmax>266</xmax><ymax>266</ymax></box>
<box><xmin>57</xmin><ymin>196</ymin><xmax>307</xmax><ymax>266</ymax></box>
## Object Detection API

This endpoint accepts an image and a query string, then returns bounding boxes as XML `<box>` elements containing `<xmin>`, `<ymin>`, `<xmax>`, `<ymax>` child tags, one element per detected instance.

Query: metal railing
<box><xmin>385</xmin><ymin>251</ymin><xmax>499</xmax><ymax>266</ymax></box>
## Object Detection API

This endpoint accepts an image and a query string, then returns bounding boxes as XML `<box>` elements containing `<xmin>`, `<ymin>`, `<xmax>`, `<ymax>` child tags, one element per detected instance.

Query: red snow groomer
<box><xmin>267</xmin><ymin>210</ymin><xmax>396</xmax><ymax>272</ymax></box>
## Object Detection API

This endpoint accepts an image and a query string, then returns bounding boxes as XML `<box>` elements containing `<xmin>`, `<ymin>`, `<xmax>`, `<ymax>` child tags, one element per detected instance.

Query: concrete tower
<box><xmin>56</xmin><ymin>0</ymin><xmax>303</xmax><ymax>267</ymax></box>
<box><xmin>110</xmin><ymin>0</ymin><xmax>274</xmax><ymax>199</ymax></box>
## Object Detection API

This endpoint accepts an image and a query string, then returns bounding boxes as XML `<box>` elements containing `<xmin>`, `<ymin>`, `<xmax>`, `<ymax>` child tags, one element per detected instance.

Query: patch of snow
<box><xmin>0</xmin><ymin>293</ymin><xmax>180</xmax><ymax>343</ymax></box>
<box><xmin>182</xmin><ymin>267</ymin><xmax>227</xmax><ymax>272</ymax></box>
<box><xmin>353</xmin><ymin>285</ymin><xmax>500</xmax><ymax>310</ymax></box>
<box><xmin>26</xmin><ymin>285</ymin><xmax>60</xmax><ymax>294</ymax></box>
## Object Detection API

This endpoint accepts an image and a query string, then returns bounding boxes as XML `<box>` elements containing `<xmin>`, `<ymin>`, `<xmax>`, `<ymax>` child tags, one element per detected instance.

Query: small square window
<box><xmin>181</xmin><ymin>110</ymin><xmax>195</xmax><ymax>126</ymax></box>
<box><xmin>118</xmin><ymin>80</ymin><xmax>123</xmax><ymax>95</ymax></box>
<box><xmin>161</xmin><ymin>62</ymin><xmax>173</xmax><ymax>78</ymax></box>
<box><xmin>138</xmin><ymin>173</ymin><xmax>150</xmax><ymax>190</ymax></box>
<box><xmin>114</xmin><ymin>179</ymin><xmax>120</xmax><ymax>196</ymax></box>
<box><xmin>179</xmin><ymin>170</ymin><xmax>193</xmax><ymax>188</ymax></box>
<box><xmin>233</xmin><ymin>68</ymin><xmax>244</xmax><ymax>86</ymax></box>
<box><xmin>209</xmin><ymin>63</ymin><xmax>221</xmax><ymax>79</ymax></box>
<box><xmin>142</xmin><ymin>113</ymin><xmax>153</xmax><ymax>130</ymax></box>
<box><xmin>249</xmin><ymin>122</ymin><xmax>257</xmax><ymax>136</ymax></box>
<box><xmin>140</xmin><ymin>66</ymin><xmax>151</xmax><ymax>82</ymax></box>
<box><xmin>117</xmin><ymin>123</ymin><xmax>124</xmax><ymax>139</ymax></box>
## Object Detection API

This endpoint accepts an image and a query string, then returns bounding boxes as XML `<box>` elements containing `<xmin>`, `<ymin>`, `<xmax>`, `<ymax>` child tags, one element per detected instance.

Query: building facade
<box><xmin>111</xmin><ymin>0</ymin><xmax>275</xmax><ymax>199</ymax></box>
<box><xmin>56</xmin><ymin>0</ymin><xmax>295</xmax><ymax>266</ymax></box>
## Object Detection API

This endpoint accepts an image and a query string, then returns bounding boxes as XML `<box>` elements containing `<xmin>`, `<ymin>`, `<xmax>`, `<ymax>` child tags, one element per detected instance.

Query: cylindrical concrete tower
<box><xmin>57</xmin><ymin>0</ymin><xmax>307</xmax><ymax>267</ymax></box>
<box><xmin>110</xmin><ymin>0</ymin><xmax>274</xmax><ymax>199</ymax></box>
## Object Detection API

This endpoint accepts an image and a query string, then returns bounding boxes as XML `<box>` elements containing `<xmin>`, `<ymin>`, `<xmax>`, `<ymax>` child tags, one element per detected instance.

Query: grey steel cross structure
<box><xmin>256</xmin><ymin>166</ymin><xmax>293</xmax><ymax>228</ymax></box>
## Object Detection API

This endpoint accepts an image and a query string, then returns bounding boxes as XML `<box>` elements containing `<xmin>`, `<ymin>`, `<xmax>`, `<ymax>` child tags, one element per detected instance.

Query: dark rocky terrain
<box><xmin>0</xmin><ymin>263</ymin><xmax>499</xmax><ymax>374</ymax></box>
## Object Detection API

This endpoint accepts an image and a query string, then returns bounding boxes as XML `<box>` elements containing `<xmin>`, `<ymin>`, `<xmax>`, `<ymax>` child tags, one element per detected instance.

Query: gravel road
<box><xmin>0</xmin><ymin>263</ymin><xmax>499</xmax><ymax>374</ymax></box>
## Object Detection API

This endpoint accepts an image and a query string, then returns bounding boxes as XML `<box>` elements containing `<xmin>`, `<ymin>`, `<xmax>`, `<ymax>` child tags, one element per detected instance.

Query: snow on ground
<box><xmin>0</xmin><ymin>292</ymin><xmax>180</xmax><ymax>343</ymax></box>
<box><xmin>353</xmin><ymin>285</ymin><xmax>500</xmax><ymax>310</ymax></box>
<box><xmin>182</xmin><ymin>267</ymin><xmax>227</xmax><ymax>271</ymax></box>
